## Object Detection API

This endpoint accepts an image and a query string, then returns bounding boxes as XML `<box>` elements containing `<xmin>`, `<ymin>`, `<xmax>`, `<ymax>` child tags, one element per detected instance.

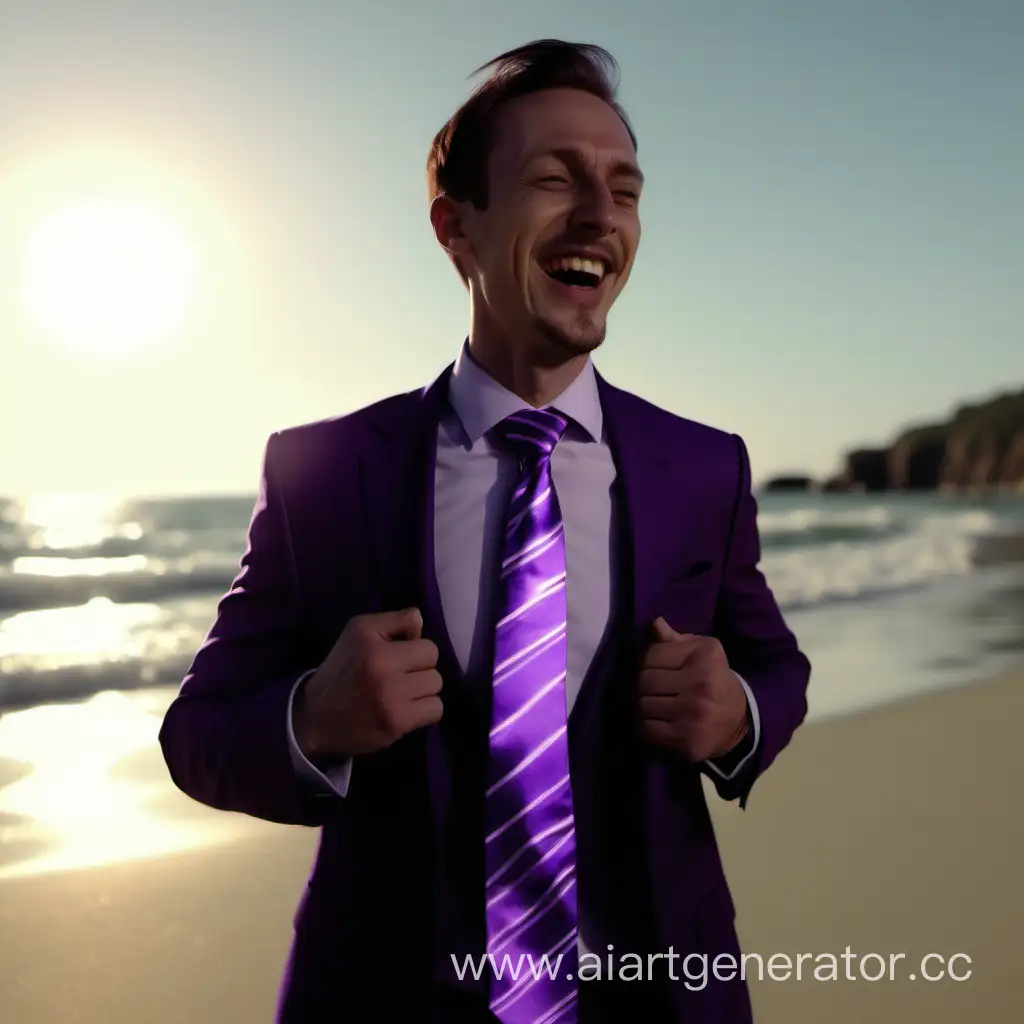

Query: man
<box><xmin>159</xmin><ymin>39</ymin><xmax>810</xmax><ymax>1024</ymax></box>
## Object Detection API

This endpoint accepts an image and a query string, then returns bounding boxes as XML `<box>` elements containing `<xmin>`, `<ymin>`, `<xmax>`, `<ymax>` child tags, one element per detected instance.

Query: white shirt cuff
<box><xmin>286</xmin><ymin>669</ymin><xmax>353</xmax><ymax>797</ymax></box>
<box><xmin>703</xmin><ymin>672</ymin><xmax>761</xmax><ymax>781</ymax></box>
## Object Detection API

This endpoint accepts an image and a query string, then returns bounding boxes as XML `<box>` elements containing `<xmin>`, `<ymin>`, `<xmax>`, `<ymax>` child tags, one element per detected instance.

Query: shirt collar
<box><xmin>447</xmin><ymin>338</ymin><xmax>603</xmax><ymax>444</ymax></box>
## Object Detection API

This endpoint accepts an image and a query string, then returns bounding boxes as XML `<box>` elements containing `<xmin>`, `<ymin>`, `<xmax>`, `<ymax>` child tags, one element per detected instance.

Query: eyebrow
<box><xmin>530</xmin><ymin>147</ymin><xmax>645</xmax><ymax>186</ymax></box>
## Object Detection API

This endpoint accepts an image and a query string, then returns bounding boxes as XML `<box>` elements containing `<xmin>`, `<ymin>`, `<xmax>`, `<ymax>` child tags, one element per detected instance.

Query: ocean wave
<box><xmin>759</xmin><ymin>504</ymin><xmax>897</xmax><ymax>536</ymax></box>
<box><xmin>1</xmin><ymin>493</ymin><xmax>1023</xmax><ymax>713</ymax></box>
<box><xmin>0</xmin><ymin>560</ymin><xmax>236</xmax><ymax>612</ymax></box>
<box><xmin>0</xmin><ymin>593</ymin><xmax>215</xmax><ymax>712</ymax></box>
<box><xmin>767</xmin><ymin>521</ymin><xmax>1007</xmax><ymax>611</ymax></box>
<box><xmin>0</xmin><ymin>526</ymin><xmax>245</xmax><ymax>564</ymax></box>
<box><xmin>0</xmin><ymin>658</ymin><xmax>191</xmax><ymax>714</ymax></box>
<box><xmin>758</xmin><ymin>504</ymin><xmax>1003</xmax><ymax>550</ymax></box>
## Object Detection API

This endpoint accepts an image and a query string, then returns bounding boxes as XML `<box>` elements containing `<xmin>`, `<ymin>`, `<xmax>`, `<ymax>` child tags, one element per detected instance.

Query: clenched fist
<box><xmin>293</xmin><ymin>607</ymin><xmax>442</xmax><ymax>761</ymax></box>
<box><xmin>637</xmin><ymin>617</ymin><xmax>748</xmax><ymax>761</ymax></box>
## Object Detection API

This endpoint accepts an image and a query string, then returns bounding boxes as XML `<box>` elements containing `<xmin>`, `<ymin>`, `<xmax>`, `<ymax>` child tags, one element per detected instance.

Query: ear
<box><xmin>429</xmin><ymin>194</ymin><xmax>473</xmax><ymax>263</ymax></box>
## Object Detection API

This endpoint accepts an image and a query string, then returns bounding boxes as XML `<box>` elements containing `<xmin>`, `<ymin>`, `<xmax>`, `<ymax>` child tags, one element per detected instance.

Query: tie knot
<box><xmin>492</xmin><ymin>408</ymin><xmax>569</xmax><ymax>459</ymax></box>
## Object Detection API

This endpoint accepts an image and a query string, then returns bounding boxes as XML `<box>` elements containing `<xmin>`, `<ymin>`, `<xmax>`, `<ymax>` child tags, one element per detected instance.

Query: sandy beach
<box><xmin>710</xmin><ymin>666</ymin><xmax>1023</xmax><ymax>1023</ymax></box>
<box><xmin>1</xmin><ymin>668</ymin><xmax>1021</xmax><ymax>1024</ymax></box>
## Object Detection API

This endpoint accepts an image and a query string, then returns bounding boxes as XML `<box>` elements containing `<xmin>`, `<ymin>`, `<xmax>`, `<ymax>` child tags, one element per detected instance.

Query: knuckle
<box><xmin>349</xmin><ymin>613</ymin><xmax>372</xmax><ymax>637</ymax></box>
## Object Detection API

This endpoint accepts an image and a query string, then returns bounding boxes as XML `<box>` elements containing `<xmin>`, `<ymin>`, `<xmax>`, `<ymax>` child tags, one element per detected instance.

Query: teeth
<box><xmin>544</xmin><ymin>256</ymin><xmax>607</xmax><ymax>281</ymax></box>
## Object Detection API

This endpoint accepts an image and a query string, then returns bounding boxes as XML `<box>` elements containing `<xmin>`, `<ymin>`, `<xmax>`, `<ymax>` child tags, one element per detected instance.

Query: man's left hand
<box><xmin>637</xmin><ymin>617</ymin><xmax>749</xmax><ymax>761</ymax></box>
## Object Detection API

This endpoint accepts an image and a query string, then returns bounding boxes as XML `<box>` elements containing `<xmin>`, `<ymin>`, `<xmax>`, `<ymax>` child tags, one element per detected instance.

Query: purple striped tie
<box><xmin>484</xmin><ymin>408</ymin><xmax>578</xmax><ymax>1024</ymax></box>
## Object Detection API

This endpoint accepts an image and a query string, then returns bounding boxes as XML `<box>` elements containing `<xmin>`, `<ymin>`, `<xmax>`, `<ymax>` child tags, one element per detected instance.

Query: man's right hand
<box><xmin>293</xmin><ymin>607</ymin><xmax>442</xmax><ymax>761</ymax></box>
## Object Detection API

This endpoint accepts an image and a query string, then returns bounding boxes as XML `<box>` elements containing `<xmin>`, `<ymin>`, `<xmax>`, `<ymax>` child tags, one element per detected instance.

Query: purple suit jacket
<box><xmin>159</xmin><ymin>362</ymin><xmax>810</xmax><ymax>1023</ymax></box>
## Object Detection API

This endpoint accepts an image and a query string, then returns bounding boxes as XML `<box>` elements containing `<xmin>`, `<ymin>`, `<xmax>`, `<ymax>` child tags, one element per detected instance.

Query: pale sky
<box><xmin>1</xmin><ymin>0</ymin><xmax>1021</xmax><ymax>497</ymax></box>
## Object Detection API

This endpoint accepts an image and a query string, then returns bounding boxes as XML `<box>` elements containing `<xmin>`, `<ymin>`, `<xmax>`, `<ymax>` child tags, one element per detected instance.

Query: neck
<box><xmin>467</xmin><ymin>318</ymin><xmax>589</xmax><ymax>409</ymax></box>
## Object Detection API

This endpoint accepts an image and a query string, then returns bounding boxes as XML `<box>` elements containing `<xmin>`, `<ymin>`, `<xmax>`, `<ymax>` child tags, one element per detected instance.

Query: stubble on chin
<box><xmin>535</xmin><ymin>313</ymin><xmax>607</xmax><ymax>362</ymax></box>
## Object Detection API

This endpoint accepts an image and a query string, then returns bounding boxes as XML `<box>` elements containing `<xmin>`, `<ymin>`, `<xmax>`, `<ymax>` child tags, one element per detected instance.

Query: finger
<box><xmin>638</xmin><ymin>717</ymin><xmax>702</xmax><ymax>760</ymax></box>
<box><xmin>403</xmin><ymin>668</ymin><xmax>442</xmax><ymax>699</ymax></box>
<box><xmin>372</xmin><ymin>607</ymin><xmax>423</xmax><ymax>641</ymax></box>
<box><xmin>640</xmin><ymin>693</ymin><xmax>703</xmax><ymax>723</ymax></box>
<box><xmin>651</xmin><ymin>616</ymin><xmax>677</xmax><ymax>643</ymax></box>
<box><xmin>392</xmin><ymin>637</ymin><xmax>439</xmax><ymax>671</ymax></box>
<box><xmin>637</xmin><ymin>716</ymin><xmax>679</xmax><ymax>750</ymax></box>
<box><xmin>637</xmin><ymin>668</ymin><xmax>686</xmax><ymax>696</ymax></box>
<box><xmin>401</xmin><ymin>694</ymin><xmax>443</xmax><ymax>732</ymax></box>
<box><xmin>651</xmin><ymin>617</ymin><xmax>700</xmax><ymax>644</ymax></box>
<box><xmin>641</xmin><ymin>641</ymin><xmax>697</xmax><ymax>671</ymax></box>
<box><xmin>637</xmin><ymin>694</ymin><xmax>679</xmax><ymax>721</ymax></box>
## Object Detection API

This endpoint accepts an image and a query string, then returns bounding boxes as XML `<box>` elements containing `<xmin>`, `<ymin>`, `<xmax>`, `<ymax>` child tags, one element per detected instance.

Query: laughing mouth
<box><xmin>542</xmin><ymin>255</ymin><xmax>608</xmax><ymax>289</ymax></box>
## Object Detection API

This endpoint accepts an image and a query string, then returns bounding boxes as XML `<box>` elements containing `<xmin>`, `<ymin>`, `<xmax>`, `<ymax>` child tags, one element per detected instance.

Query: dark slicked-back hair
<box><xmin>427</xmin><ymin>39</ymin><xmax>637</xmax><ymax>280</ymax></box>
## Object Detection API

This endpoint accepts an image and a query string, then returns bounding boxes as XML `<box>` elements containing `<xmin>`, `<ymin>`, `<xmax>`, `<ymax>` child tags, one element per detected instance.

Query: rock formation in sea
<box><xmin>763</xmin><ymin>387</ymin><xmax>1024</xmax><ymax>493</ymax></box>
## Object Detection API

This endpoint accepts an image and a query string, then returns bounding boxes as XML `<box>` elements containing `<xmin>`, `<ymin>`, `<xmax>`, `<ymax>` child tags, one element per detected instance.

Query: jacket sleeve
<box><xmin>702</xmin><ymin>433</ymin><xmax>811</xmax><ymax>807</ymax></box>
<box><xmin>158</xmin><ymin>431</ymin><xmax>337</xmax><ymax>826</ymax></box>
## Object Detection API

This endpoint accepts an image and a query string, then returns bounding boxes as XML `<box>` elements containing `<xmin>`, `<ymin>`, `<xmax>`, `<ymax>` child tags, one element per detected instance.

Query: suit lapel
<box><xmin>355</xmin><ymin>361</ymin><xmax>458</xmax><ymax>837</ymax></box>
<box><xmin>595</xmin><ymin>372</ymin><xmax>677</xmax><ymax>643</ymax></box>
<box><xmin>355</xmin><ymin>362</ymin><xmax>459</xmax><ymax>670</ymax></box>
<box><xmin>598</xmin><ymin>373</ymin><xmax>724</xmax><ymax>946</ymax></box>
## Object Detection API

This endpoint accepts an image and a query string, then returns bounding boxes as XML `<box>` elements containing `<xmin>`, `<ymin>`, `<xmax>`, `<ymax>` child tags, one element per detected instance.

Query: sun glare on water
<box><xmin>21</xmin><ymin>196</ymin><xmax>199</xmax><ymax>357</ymax></box>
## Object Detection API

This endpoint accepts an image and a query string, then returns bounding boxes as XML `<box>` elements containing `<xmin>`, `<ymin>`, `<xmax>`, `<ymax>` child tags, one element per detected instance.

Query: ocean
<box><xmin>1</xmin><ymin>490</ymin><xmax>1023</xmax><ymax>719</ymax></box>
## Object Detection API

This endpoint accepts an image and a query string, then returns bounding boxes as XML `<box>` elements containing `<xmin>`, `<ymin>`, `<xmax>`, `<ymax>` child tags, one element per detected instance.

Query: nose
<box><xmin>569</xmin><ymin>182</ymin><xmax>617</xmax><ymax>237</ymax></box>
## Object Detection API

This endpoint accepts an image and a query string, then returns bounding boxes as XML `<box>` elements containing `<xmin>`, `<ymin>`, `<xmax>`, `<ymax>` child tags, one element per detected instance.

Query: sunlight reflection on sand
<box><xmin>0</xmin><ymin>688</ymin><xmax>245</xmax><ymax>880</ymax></box>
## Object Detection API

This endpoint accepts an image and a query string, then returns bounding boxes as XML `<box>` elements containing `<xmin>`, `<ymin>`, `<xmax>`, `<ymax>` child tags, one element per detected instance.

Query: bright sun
<box><xmin>21</xmin><ymin>196</ymin><xmax>198</xmax><ymax>356</ymax></box>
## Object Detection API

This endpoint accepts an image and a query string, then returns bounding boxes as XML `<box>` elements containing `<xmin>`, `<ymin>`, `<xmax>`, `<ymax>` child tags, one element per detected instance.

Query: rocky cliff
<box><xmin>764</xmin><ymin>387</ymin><xmax>1024</xmax><ymax>493</ymax></box>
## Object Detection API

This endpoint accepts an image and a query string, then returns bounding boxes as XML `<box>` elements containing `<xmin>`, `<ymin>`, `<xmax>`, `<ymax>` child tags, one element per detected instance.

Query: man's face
<box><xmin>450</xmin><ymin>87</ymin><xmax>643</xmax><ymax>361</ymax></box>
